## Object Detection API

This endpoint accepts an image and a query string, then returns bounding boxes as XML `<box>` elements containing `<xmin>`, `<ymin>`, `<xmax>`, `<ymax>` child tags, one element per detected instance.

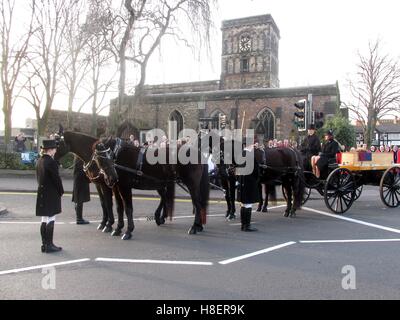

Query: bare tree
<box><xmin>21</xmin><ymin>0</ymin><xmax>70</xmax><ymax>136</ymax></box>
<box><xmin>100</xmin><ymin>0</ymin><xmax>216</xmax><ymax>133</ymax></box>
<box><xmin>345</xmin><ymin>40</ymin><xmax>400</xmax><ymax>146</ymax></box>
<box><xmin>80</xmin><ymin>0</ymin><xmax>117</xmax><ymax>135</ymax></box>
<box><xmin>0</xmin><ymin>0</ymin><xmax>35</xmax><ymax>148</ymax></box>
<box><xmin>61</xmin><ymin>0</ymin><xmax>90</xmax><ymax>129</ymax></box>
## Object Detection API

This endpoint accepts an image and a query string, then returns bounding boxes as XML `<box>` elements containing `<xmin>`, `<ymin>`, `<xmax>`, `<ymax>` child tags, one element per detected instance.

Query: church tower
<box><xmin>220</xmin><ymin>14</ymin><xmax>280</xmax><ymax>90</ymax></box>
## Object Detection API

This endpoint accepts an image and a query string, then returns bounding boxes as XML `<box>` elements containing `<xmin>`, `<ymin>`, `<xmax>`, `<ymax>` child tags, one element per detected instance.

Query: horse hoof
<box><xmin>102</xmin><ymin>226</ymin><xmax>113</xmax><ymax>233</ymax></box>
<box><xmin>111</xmin><ymin>229</ymin><xmax>122</xmax><ymax>237</ymax></box>
<box><xmin>97</xmin><ymin>224</ymin><xmax>105</xmax><ymax>231</ymax></box>
<box><xmin>121</xmin><ymin>233</ymin><xmax>132</xmax><ymax>240</ymax></box>
<box><xmin>155</xmin><ymin>217</ymin><xmax>166</xmax><ymax>226</ymax></box>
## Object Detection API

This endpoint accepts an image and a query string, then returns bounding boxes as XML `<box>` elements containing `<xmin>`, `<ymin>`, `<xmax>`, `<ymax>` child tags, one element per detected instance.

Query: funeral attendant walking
<box><xmin>36</xmin><ymin>140</ymin><xmax>64</xmax><ymax>253</ymax></box>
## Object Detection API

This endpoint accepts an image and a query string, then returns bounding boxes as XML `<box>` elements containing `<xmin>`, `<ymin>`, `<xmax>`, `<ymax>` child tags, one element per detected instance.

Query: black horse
<box><xmin>55</xmin><ymin>130</ymin><xmax>170</xmax><ymax>237</ymax></box>
<box><xmin>54</xmin><ymin>130</ymin><xmax>121</xmax><ymax>233</ymax></box>
<box><xmin>202</xmin><ymin>131</ymin><xmax>304</xmax><ymax>217</ymax></box>
<box><xmin>94</xmin><ymin>138</ymin><xmax>210</xmax><ymax>238</ymax></box>
<box><xmin>255</xmin><ymin>146</ymin><xmax>305</xmax><ymax>217</ymax></box>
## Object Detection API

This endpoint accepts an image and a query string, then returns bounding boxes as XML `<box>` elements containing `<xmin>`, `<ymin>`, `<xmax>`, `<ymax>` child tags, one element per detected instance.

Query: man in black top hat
<box><xmin>301</xmin><ymin>124</ymin><xmax>321</xmax><ymax>171</ymax></box>
<box><xmin>36</xmin><ymin>139</ymin><xmax>64</xmax><ymax>253</ymax></box>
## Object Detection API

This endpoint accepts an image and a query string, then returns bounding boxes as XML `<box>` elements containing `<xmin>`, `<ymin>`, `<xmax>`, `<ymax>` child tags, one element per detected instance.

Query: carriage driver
<box><xmin>236</xmin><ymin>142</ymin><xmax>259</xmax><ymax>232</ymax></box>
<box><xmin>36</xmin><ymin>140</ymin><xmax>64</xmax><ymax>253</ymax></box>
<box><xmin>301</xmin><ymin>124</ymin><xmax>321</xmax><ymax>171</ymax></box>
<box><xmin>311</xmin><ymin>130</ymin><xmax>340</xmax><ymax>178</ymax></box>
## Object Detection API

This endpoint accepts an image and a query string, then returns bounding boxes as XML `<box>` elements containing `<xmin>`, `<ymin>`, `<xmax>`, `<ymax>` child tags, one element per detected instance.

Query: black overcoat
<box><xmin>72</xmin><ymin>156</ymin><xmax>91</xmax><ymax>204</ymax></box>
<box><xmin>36</xmin><ymin>154</ymin><xmax>64</xmax><ymax>217</ymax></box>
<box><xmin>236</xmin><ymin>150</ymin><xmax>260</xmax><ymax>204</ymax></box>
<box><xmin>301</xmin><ymin>134</ymin><xmax>321</xmax><ymax>159</ymax></box>
<box><xmin>317</xmin><ymin>139</ymin><xmax>340</xmax><ymax>170</ymax></box>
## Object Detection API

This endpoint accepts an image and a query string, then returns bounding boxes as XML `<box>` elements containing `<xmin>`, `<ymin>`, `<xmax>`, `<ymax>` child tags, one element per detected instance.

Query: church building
<box><xmin>110</xmin><ymin>14</ymin><xmax>340</xmax><ymax>143</ymax></box>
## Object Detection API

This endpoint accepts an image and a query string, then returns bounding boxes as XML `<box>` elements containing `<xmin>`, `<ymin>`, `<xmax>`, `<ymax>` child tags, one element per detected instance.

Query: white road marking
<box><xmin>303</xmin><ymin>207</ymin><xmax>400</xmax><ymax>235</ymax></box>
<box><xmin>0</xmin><ymin>221</ymin><xmax>65</xmax><ymax>225</ymax></box>
<box><xmin>95</xmin><ymin>257</ymin><xmax>213</xmax><ymax>266</ymax></box>
<box><xmin>0</xmin><ymin>258</ymin><xmax>91</xmax><ymax>276</ymax></box>
<box><xmin>300</xmin><ymin>239</ymin><xmax>400</xmax><ymax>244</ymax></box>
<box><xmin>218</xmin><ymin>241</ymin><xmax>296</xmax><ymax>265</ymax></box>
<box><xmin>252</xmin><ymin>204</ymin><xmax>287</xmax><ymax>213</ymax></box>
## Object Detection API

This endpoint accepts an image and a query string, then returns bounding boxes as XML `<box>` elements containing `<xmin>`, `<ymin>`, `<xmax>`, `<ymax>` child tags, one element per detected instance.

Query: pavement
<box><xmin>0</xmin><ymin>169</ymin><xmax>230</xmax><ymax>200</ymax></box>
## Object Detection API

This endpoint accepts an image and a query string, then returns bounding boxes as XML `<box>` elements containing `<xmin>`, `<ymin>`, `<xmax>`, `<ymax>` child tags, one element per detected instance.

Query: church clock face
<box><xmin>239</xmin><ymin>36</ymin><xmax>251</xmax><ymax>52</ymax></box>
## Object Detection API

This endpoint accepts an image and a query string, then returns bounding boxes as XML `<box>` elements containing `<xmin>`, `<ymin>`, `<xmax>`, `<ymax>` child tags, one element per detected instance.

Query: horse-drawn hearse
<box><xmin>292</xmin><ymin>150</ymin><xmax>400</xmax><ymax>214</ymax></box>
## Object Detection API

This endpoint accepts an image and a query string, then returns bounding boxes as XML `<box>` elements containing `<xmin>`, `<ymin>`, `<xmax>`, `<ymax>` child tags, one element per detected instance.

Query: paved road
<box><xmin>1</xmin><ymin>185</ymin><xmax>400</xmax><ymax>300</ymax></box>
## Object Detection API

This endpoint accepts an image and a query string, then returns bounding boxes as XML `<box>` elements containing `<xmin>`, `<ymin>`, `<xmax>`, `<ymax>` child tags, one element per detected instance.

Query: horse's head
<box><xmin>53</xmin><ymin>133</ymin><xmax>69</xmax><ymax>162</ymax></box>
<box><xmin>93</xmin><ymin>142</ymin><xmax>119</xmax><ymax>188</ymax></box>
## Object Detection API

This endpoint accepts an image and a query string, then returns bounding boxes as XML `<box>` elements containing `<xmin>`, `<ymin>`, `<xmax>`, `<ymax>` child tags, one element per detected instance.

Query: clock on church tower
<box><xmin>220</xmin><ymin>14</ymin><xmax>280</xmax><ymax>89</ymax></box>
<box><xmin>239</xmin><ymin>35</ymin><xmax>251</xmax><ymax>53</ymax></box>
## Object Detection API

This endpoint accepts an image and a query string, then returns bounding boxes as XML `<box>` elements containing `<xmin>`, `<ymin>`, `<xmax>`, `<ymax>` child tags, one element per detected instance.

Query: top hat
<box><xmin>325</xmin><ymin>129</ymin><xmax>334</xmax><ymax>136</ymax></box>
<box><xmin>308</xmin><ymin>124</ymin><xmax>316</xmax><ymax>130</ymax></box>
<box><xmin>41</xmin><ymin>139</ymin><xmax>58</xmax><ymax>150</ymax></box>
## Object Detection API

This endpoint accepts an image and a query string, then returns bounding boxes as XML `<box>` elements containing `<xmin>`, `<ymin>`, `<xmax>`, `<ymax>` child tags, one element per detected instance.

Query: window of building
<box><xmin>241</xmin><ymin>58</ymin><xmax>249</xmax><ymax>72</ymax></box>
<box><xmin>254</xmin><ymin>108</ymin><xmax>275</xmax><ymax>141</ymax></box>
<box><xmin>169</xmin><ymin>110</ymin><xmax>184</xmax><ymax>139</ymax></box>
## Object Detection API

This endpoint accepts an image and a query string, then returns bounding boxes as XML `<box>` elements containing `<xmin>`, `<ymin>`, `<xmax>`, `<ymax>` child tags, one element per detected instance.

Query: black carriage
<box><xmin>284</xmin><ymin>151</ymin><xmax>400</xmax><ymax>214</ymax></box>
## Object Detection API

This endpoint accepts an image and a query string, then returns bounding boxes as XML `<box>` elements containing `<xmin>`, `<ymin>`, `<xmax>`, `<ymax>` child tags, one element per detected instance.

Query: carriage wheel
<box><xmin>380</xmin><ymin>166</ymin><xmax>400</xmax><ymax>208</ymax></box>
<box><xmin>354</xmin><ymin>185</ymin><xmax>363</xmax><ymax>201</ymax></box>
<box><xmin>282</xmin><ymin>185</ymin><xmax>311</xmax><ymax>205</ymax></box>
<box><xmin>324</xmin><ymin>168</ymin><xmax>356</xmax><ymax>214</ymax></box>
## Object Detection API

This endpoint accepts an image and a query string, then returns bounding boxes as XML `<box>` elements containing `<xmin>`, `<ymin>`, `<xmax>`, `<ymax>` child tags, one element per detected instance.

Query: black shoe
<box><xmin>256</xmin><ymin>204</ymin><xmax>262</xmax><ymax>212</ymax></box>
<box><xmin>242</xmin><ymin>224</ymin><xmax>258</xmax><ymax>232</ymax></box>
<box><xmin>45</xmin><ymin>221</ymin><xmax>62</xmax><ymax>253</ymax></box>
<box><xmin>76</xmin><ymin>219</ymin><xmax>90</xmax><ymax>225</ymax></box>
<box><xmin>262</xmin><ymin>205</ymin><xmax>268</xmax><ymax>213</ymax></box>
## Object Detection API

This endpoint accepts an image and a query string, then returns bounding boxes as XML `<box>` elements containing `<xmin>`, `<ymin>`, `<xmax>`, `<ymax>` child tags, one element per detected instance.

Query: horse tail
<box><xmin>165</xmin><ymin>181</ymin><xmax>175</xmax><ymax>220</ymax></box>
<box><xmin>200</xmin><ymin>163</ymin><xmax>210</xmax><ymax>224</ymax></box>
<box><xmin>293</xmin><ymin>149</ymin><xmax>305</xmax><ymax>209</ymax></box>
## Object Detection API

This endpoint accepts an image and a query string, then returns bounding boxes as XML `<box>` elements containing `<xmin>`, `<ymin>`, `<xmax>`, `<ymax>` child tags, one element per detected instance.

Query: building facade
<box><xmin>110</xmin><ymin>14</ymin><xmax>340</xmax><ymax>143</ymax></box>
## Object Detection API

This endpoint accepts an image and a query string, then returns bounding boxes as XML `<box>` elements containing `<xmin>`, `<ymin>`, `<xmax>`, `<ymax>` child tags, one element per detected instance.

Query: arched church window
<box><xmin>255</xmin><ymin>108</ymin><xmax>275</xmax><ymax>141</ymax></box>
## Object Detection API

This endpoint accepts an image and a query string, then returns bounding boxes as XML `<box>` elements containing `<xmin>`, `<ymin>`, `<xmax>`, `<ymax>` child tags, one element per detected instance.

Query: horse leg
<box><xmin>120</xmin><ymin>187</ymin><xmax>134</xmax><ymax>240</ymax></box>
<box><xmin>186</xmin><ymin>180</ymin><xmax>203</xmax><ymax>235</ymax></box>
<box><xmin>221</xmin><ymin>176</ymin><xmax>231</xmax><ymax>217</ymax></box>
<box><xmin>229</xmin><ymin>175</ymin><xmax>236</xmax><ymax>217</ymax></box>
<box><xmin>283</xmin><ymin>181</ymin><xmax>292</xmax><ymax>217</ymax></box>
<box><xmin>95</xmin><ymin>184</ymin><xmax>107</xmax><ymax>231</ymax></box>
<box><xmin>155</xmin><ymin>188</ymin><xmax>166</xmax><ymax>226</ymax></box>
<box><xmin>262</xmin><ymin>184</ymin><xmax>269</xmax><ymax>212</ymax></box>
<box><xmin>101</xmin><ymin>184</ymin><xmax>114</xmax><ymax>233</ymax></box>
<box><xmin>256</xmin><ymin>182</ymin><xmax>263</xmax><ymax>212</ymax></box>
<box><xmin>111</xmin><ymin>186</ymin><xmax>124</xmax><ymax>236</ymax></box>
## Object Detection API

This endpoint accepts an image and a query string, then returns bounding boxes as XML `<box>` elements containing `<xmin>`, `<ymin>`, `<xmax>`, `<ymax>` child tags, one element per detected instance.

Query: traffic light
<box><xmin>293</xmin><ymin>99</ymin><xmax>307</xmax><ymax>131</ymax></box>
<box><xmin>314</xmin><ymin>111</ymin><xmax>324</xmax><ymax>129</ymax></box>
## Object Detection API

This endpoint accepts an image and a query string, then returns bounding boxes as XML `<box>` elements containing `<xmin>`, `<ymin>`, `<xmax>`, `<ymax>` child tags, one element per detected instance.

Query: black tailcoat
<box><xmin>36</xmin><ymin>154</ymin><xmax>64</xmax><ymax>217</ymax></box>
<box><xmin>236</xmin><ymin>150</ymin><xmax>260</xmax><ymax>204</ymax></box>
<box><xmin>72</xmin><ymin>156</ymin><xmax>90</xmax><ymax>204</ymax></box>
